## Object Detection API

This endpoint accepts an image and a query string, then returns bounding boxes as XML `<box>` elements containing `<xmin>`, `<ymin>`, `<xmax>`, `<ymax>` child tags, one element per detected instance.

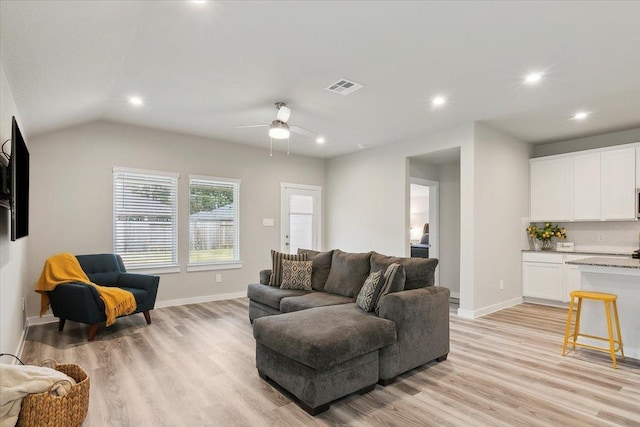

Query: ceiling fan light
<box><xmin>269</xmin><ymin>120</ymin><xmax>290</xmax><ymax>139</ymax></box>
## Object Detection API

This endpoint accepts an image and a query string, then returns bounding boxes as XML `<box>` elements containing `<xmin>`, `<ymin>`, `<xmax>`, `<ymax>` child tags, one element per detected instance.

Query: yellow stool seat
<box><xmin>569</xmin><ymin>290</ymin><xmax>617</xmax><ymax>302</ymax></box>
<box><xmin>562</xmin><ymin>290</ymin><xmax>624</xmax><ymax>368</ymax></box>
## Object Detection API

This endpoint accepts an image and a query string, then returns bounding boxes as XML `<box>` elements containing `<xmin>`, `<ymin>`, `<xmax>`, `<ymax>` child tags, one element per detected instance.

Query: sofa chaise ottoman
<box><xmin>253</xmin><ymin>304</ymin><xmax>396</xmax><ymax>414</ymax></box>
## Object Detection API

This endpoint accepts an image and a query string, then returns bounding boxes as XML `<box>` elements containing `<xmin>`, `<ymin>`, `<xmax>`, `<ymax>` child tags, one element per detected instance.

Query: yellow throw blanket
<box><xmin>35</xmin><ymin>253</ymin><xmax>137</xmax><ymax>327</ymax></box>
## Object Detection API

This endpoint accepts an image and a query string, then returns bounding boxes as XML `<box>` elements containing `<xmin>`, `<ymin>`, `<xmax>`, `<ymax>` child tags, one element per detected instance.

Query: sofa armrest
<box><xmin>259</xmin><ymin>269</ymin><xmax>272</xmax><ymax>286</ymax></box>
<box><xmin>378</xmin><ymin>286</ymin><xmax>450</xmax><ymax>377</ymax></box>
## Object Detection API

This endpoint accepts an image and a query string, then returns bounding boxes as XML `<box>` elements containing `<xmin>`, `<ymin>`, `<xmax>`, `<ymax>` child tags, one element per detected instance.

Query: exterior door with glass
<box><xmin>281</xmin><ymin>183</ymin><xmax>321</xmax><ymax>254</ymax></box>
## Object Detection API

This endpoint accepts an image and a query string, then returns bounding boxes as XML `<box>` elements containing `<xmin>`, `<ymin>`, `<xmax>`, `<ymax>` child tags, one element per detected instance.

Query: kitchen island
<box><xmin>565</xmin><ymin>257</ymin><xmax>640</xmax><ymax>361</ymax></box>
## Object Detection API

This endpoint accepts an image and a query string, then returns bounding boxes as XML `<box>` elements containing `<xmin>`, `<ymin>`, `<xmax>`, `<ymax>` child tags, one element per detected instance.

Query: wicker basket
<box><xmin>16</xmin><ymin>362</ymin><xmax>90</xmax><ymax>427</ymax></box>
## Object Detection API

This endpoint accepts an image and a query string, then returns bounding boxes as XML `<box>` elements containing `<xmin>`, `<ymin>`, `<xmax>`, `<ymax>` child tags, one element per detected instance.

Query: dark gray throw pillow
<box><xmin>323</xmin><ymin>249</ymin><xmax>373</xmax><ymax>298</ymax></box>
<box><xmin>356</xmin><ymin>270</ymin><xmax>385</xmax><ymax>312</ymax></box>
<box><xmin>374</xmin><ymin>263</ymin><xmax>405</xmax><ymax>315</ymax></box>
<box><xmin>280</xmin><ymin>259</ymin><xmax>313</xmax><ymax>290</ymax></box>
<box><xmin>297</xmin><ymin>248</ymin><xmax>334</xmax><ymax>291</ymax></box>
<box><xmin>269</xmin><ymin>250</ymin><xmax>308</xmax><ymax>287</ymax></box>
<box><xmin>370</xmin><ymin>252</ymin><xmax>438</xmax><ymax>290</ymax></box>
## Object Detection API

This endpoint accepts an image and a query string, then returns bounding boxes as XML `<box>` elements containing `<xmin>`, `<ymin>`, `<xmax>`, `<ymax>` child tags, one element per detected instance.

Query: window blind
<box><xmin>113</xmin><ymin>168</ymin><xmax>178</xmax><ymax>268</ymax></box>
<box><xmin>189</xmin><ymin>176</ymin><xmax>240</xmax><ymax>264</ymax></box>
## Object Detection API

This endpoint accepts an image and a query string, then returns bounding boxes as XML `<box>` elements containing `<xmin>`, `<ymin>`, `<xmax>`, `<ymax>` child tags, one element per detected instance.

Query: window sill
<box><xmin>187</xmin><ymin>262</ymin><xmax>242</xmax><ymax>272</ymax></box>
<box><xmin>127</xmin><ymin>265</ymin><xmax>181</xmax><ymax>275</ymax></box>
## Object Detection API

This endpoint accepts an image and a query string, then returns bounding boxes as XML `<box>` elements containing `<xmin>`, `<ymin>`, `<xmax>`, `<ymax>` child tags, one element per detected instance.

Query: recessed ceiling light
<box><xmin>192</xmin><ymin>0</ymin><xmax>206</xmax><ymax>3</ymax></box>
<box><xmin>316</xmin><ymin>137</ymin><xmax>325</xmax><ymax>144</ymax></box>
<box><xmin>129</xmin><ymin>96</ymin><xmax>143</xmax><ymax>106</ymax></box>
<box><xmin>524</xmin><ymin>72</ymin><xmax>543</xmax><ymax>84</ymax></box>
<box><xmin>573</xmin><ymin>111</ymin><xmax>589</xmax><ymax>120</ymax></box>
<box><xmin>432</xmin><ymin>96</ymin><xmax>446</xmax><ymax>106</ymax></box>
<box><xmin>357</xmin><ymin>143</ymin><xmax>366</xmax><ymax>149</ymax></box>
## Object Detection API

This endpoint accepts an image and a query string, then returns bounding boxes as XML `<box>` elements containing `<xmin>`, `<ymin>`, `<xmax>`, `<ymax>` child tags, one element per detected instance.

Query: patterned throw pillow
<box><xmin>374</xmin><ymin>263</ymin><xmax>404</xmax><ymax>315</ymax></box>
<box><xmin>269</xmin><ymin>250</ymin><xmax>308</xmax><ymax>287</ymax></box>
<box><xmin>280</xmin><ymin>259</ymin><xmax>313</xmax><ymax>290</ymax></box>
<box><xmin>356</xmin><ymin>270</ymin><xmax>385</xmax><ymax>312</ymax></box>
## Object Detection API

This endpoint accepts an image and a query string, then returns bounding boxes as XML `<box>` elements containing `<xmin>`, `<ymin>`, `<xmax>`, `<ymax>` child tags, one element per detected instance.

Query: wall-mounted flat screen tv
<box><xmin>10</xmin><ymin>116</ymin><xmax>29</xmax><ymax>241</ymax></box>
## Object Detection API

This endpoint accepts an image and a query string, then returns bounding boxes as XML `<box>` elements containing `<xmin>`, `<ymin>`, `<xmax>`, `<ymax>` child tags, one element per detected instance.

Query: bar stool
<box><xmin>562</xmin><ymin>290</ymin><xmax>624</xmax><ymax>368</ymax></box>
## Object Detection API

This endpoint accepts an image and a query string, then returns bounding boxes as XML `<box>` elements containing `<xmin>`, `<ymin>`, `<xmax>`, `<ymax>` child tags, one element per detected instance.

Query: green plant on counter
<box><xmin>526</xmin><ymin>222</ymin><xmax>567</xmax><ymax>242</ymax></box>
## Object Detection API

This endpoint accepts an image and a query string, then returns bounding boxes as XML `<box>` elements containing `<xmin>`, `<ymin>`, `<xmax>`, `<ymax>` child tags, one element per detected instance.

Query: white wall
<box><xmin>25</xmin><ymin>120</ymin><xmax>326</xmax><ymax>318</ymax></box>
<box><xmin>0</xmin><ymin>63</ymin><xmax>28</xmax><ymax>356</ymax></box>
<box><xmin>438</xmin><ymin>162</ymin><xmax>460</xmax><ymax>297</ymax></box>
<box><xmin>326</xmin><ymin>123</ymin><xmax>478</xmax><ymax>310</ymax></box>
<box><xmin>470</xmin><ymin>123</ymin><xmax>531</xmax><ymax>314</ymax></box>
<box><xmin>533</xmin><ymin>127</ymin><xmax>640</xmax><ymax>157</ymax></box>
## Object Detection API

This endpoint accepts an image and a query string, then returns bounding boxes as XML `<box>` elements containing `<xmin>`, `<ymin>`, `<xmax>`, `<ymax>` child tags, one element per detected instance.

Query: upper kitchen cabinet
<box><xmin>530</xmin><ymin>143</ymin><xmax>639</xmax><ymax>222</ymax></box>
<box><xmin>530</xmin><ymin>157</ymin><xmax>572</xmax><ymax>221</ymax></box>
<box><xmin>601</xmin><ymin>147</ymin><xmax>636</xmax><ymax>220</ymax></box>
<box><xmin>572</xmin><ymin>152</ymin><xmax>601</xmax><ymax>221</ymax></box>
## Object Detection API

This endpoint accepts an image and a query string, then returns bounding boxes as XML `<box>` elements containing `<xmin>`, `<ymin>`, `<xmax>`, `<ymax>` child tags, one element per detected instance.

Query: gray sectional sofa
<box><xmin>248</xmin><ymin>249</ymin><xmax>450</xmax><ymax>415</ymax></box>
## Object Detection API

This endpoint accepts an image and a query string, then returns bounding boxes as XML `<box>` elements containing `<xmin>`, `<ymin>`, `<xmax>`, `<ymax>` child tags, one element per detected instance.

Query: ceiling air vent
<box><xmin>325</xmin><ymin>78</ymin><xmax>363</xmax><ymax>95</ymax></box>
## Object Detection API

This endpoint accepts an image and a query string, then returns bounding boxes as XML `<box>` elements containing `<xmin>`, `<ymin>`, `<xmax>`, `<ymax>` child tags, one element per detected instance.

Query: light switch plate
<box><xmin>263</xmin><ymin>218</ymin><xmax>274</xmax><ymax>226</ymax></box>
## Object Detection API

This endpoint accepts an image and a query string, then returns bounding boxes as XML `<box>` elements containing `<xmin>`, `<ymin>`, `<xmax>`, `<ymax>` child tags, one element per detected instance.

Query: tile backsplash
<box><xmin>556</xmin><ymin>221</ymin><xmax>640</xmax><ymax>252</ymax></box>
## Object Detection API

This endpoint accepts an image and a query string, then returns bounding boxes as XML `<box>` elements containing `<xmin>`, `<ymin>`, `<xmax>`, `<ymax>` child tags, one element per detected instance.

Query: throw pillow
<box><xmin>269</xmin><ymin>250</ymin><xmax>308</xmax><ymax>287</ymax></box>
<box><xmin>280</xmin><ymin>259</ymin><xmax>313</xmax><ymax>290</ymax></box>
<box><xmin>297</xmin><ymin>248</ymin><xmax>334</xmax><ymax>291</ymax></box>
<box><xmin>374</xmin><ymin>263</ymin><xmax>405</xmax><ymax>315</ymax></box>
<box><xmin>323</xmin><ymin>249</ymin><xmax>373</xmax><ymax>297</ymax></box>
<box><xmin>370</xmin><ymin>252</ymin><xmax>437</xmax><ymax>290</ymax></box>
<box><xmin>356</xmin><ymin>270</ymin><xmax>385</xmax><ymax>312</ymax></box>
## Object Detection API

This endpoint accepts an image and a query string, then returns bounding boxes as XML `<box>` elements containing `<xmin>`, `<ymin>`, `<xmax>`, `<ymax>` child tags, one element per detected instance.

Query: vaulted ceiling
<box><xmin>2</xmin><ymin>1</ymin><xmax>639</xmax><ymax>158</ymax></box>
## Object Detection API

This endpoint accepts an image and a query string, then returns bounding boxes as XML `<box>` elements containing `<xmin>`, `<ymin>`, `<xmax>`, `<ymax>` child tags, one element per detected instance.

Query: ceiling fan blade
<box><xmin>289</xmin><ymin>126</ymin><xmax>317</xmax><ymax>139</ymax></box>
<box><xmin>233</xmin><ymin>124</ymin><xmax>268</xmax><ymax>129</ymax></box>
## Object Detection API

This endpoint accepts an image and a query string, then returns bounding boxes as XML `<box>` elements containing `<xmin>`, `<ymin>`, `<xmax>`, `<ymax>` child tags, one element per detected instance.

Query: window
<box><xmin>189</xmin><ymin>175</ymin><xmax>240</xmax><ymax>266</ymax></box>
<box><xmin>113</xmin><ymin>167</ymin><xmax>179</xmax><ymax>269</ymax></box>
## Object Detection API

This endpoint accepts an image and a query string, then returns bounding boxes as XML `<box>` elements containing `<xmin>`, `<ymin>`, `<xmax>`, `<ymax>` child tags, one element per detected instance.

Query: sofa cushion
<box><xmin>370</xmin><ymin>252</ymin><xmax>438</xmax><ymax>290</ymax></box>
<box><xmin>253</xmin><ymin>304</ymin><xmax>397</xmax><ymax>370</ymax></box>
<box><xmin>356</xmin><ymin>270</ymin><xmax>385</xmax><ymax>312</ymax></box>
<box><xmin>374</xmin><ymin>263</ymin><xmax>405</xmax><ymax>315</ymax></box>
<box><xmin>269</xmin><ymin>250</ymin><xmax>308</xmax><ymax>287</ymax></box>
<box><xmin>297</xmin><ymin>249</ymin><xmax>334</xmax><ymax>291</ymax></box>
<box><xmin>323</xmin><ymin>250</ymin><xmax>373</xmax><ymax>298</ymax></box>
<box><xmin>280</xmin><ymin>259</ymin><xmax>313</xmax><ymax>290</ymax></box>
<box><xmin>280</xmin><ymin>292</ymin><xmax>354</xmax><ymax>313</ymax></box>
<box><xmin>247</xmin><ymin>283</ymin><xmax>312</xmax><ymax>310</ymax></box>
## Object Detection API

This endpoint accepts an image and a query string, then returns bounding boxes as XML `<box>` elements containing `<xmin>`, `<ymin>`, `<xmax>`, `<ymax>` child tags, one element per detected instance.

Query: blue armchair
<box><xmin>47</xmin><ymin>254</ymin><xmax>159</xmax><ymax>341</ymax></box>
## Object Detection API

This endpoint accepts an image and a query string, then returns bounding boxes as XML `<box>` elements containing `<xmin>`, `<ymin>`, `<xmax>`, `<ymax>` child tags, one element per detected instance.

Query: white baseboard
<box><xmin>154</xmin><ymin>291</ymin><xmax>246</xmax><ymax>308</ymax></box>
<box><xmin>25</xmin><ymin>292</ymin><xmax>247</xmax><ymax>327</ymax></box>
<box><xmin>26</xmin><ymin>314</ymin><xmax>57</xmax><ymax>327</ymax></box>
<box><xmin>457</xmin><ymin>297</ymin><xmax>523</xmax><ymax>319</ymax></box>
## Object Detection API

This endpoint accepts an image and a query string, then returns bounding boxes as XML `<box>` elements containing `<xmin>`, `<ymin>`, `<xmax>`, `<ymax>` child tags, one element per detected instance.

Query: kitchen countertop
<box><xmin>565</xmin><ymin>257</ymin><xmax>640</xmax><ymax>269</ymax></box>
<box><xmin>521</xmin><ymin>249</ymin><xmax>633</xmax><ymax>257</ymax></box>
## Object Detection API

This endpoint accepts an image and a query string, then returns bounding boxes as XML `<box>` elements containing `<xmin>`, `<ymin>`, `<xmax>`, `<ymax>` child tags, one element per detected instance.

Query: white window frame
<box><xmin>187</xmin><ymin>174</ymin><xmax>241</xmax><ymax>272</ymax></box>
<box><xmin>113</xmin><ymin>167</ymin><xmax>180</xmax><ymax>273</ymax></box>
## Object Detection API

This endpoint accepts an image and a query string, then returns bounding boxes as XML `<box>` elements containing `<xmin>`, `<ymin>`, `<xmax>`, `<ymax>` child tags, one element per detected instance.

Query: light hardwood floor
<box><xmin>21</xmin><ymin>300</ymin><xmax>640</xmax><ymax>426</ymax></box>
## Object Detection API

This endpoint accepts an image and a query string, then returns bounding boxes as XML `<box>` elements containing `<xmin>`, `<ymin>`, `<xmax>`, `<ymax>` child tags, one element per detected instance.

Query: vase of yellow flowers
<box><xmin>526</xmin><ymin>223</ymin><xmax>567</xmax><ymax>251</ymax></box>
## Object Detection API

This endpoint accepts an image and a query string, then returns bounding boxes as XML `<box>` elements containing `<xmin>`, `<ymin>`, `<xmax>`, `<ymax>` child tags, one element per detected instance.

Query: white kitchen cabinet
<box><xmin>572</xmin><ymin>152</ymin><xmax>601</xmax><ymax>221</ymax></box>
<box><xmin>601</xmin><ymin>147</ymin><xmax>636</xmax><ymax>220</ymax></box>
<box><xmin>523</xmin><ymin>252</ymin><xmax>629</xmax><ymax>304</ymax></box>
<box><xmin>530</xmin><ymin>157</ymin><xmax>572</xmax><ymax>221</ymax></box>
<box><xmin>522</xmin><ymin>252</ymin><xmax>564</xmax><ymax>300</ymax></box>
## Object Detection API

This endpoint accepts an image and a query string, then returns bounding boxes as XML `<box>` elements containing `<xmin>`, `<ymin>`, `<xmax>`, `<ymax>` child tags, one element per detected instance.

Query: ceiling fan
<box><xmin>234</xmin><ymin>102</ymin><xmax>322</xmax><ymax>156</ymax></box>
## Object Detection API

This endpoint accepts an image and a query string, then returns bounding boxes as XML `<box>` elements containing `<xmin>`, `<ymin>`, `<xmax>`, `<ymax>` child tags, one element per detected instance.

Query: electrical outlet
<box><xmin>499</xmin><ymin>280</ymin><xmax>504</xmax><ymax>290</ymax></box>
<box><xmin>597</xmin><ymin>232</ymin><xmax>603</xmax><ymax>242</ymax></box>
<box><xmin>216</xmin><ymin>274</ymin><xmax>222</xmax><ymax>283</ymax></box>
